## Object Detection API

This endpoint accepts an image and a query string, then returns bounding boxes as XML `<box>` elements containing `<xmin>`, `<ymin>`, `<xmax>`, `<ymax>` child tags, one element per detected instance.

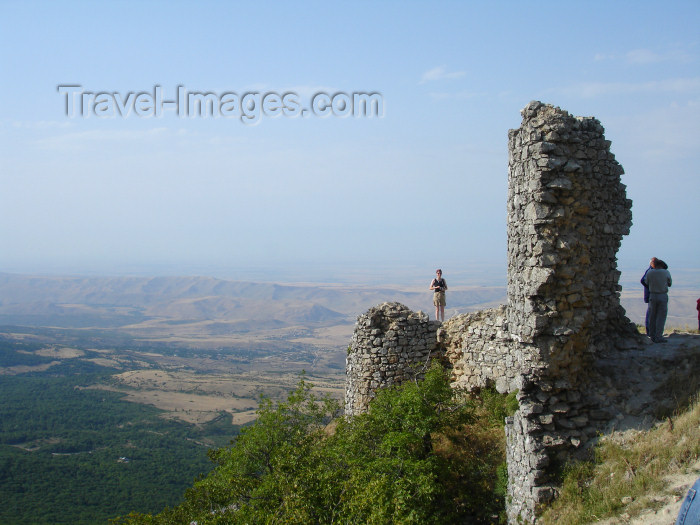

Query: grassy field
<box><xmin>0</xmin><ymin>331</ymin><xmax>345</xmax><ymax>524</ymax></box>
<box><xmin>540</xmin><ymin>393</ymin><xmax>700</xmax><ymax>524</ymax></box>
<box><xmin>1</xmin><ymin>326</ymin><xmax>345</xmax><ymax>427</ymax></box>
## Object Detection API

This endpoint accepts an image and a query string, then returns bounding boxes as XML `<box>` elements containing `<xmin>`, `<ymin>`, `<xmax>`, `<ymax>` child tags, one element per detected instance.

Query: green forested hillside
<box><xmin>0</xmin><ymin>353</ymin><xmax>239</xmax><ymax>524</ymax></box>
<box><xmin>118</xmin><ymin>364</ymin><xmax>517</xmax><ymax>524</ymax></box>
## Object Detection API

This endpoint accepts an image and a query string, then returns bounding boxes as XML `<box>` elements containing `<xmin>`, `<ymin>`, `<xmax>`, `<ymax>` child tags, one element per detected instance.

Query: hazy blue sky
<box><xmin>1</xmin><ymin>1</ymin><xmax>698</xmax><ymax>283</ymax></box>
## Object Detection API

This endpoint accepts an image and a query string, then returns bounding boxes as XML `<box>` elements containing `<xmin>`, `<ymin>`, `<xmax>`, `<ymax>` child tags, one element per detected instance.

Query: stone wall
<box><xmin>502</xmin><ymin>101</ymin><xmax>639</xmax><ymax>522</ymax></box>
<box><xmin>344</xmin><ymin>102</ymin><xmax>697</xmax><ymax>523</ymax></box>
<box><xmin>439</xmin><ymin>306</ymin><xmax>519</xmax><ymax>393</ymax></box>
<box><xmin>507</xmin><ymin>101</ymin><xmax>636</xmax><ymax>368</ymax></box>
<box><xmin>344</xmin><ymin>302</ymin><xmax>440</xmax><ymax>416</ymax></box>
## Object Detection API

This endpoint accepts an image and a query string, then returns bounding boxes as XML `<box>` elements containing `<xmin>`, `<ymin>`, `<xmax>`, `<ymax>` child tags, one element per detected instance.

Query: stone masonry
<box><xmin>507</xmin><ymin>101</ymin><xmax>637</xmax><ymax>362</ymax></box>
<box><xmin>344</xmin><ymin>302</ymin><xmax>440</xmax><ymax>416</ymax></box>
<box><xmin>345</xmin><ymin>101</ymin><xmax>700</xmax><ymax>523</ymax></box>
<box><xmin>502</xmin><ymin>101</ymin><xmax>640</xmax><ymax>523</ymax></box>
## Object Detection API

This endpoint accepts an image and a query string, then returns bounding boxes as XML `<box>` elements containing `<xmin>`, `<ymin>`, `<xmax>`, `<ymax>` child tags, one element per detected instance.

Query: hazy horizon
<box><xmin>1</xmin><ymin>264</ymin><xmax>698</xmax><ymax>329</ymax></box>
<box><xmin>1</xmin><ymin>260</ymin><xmax>698</xmax><ymax>291</ymax></box>
<box><xmin>1</xmin><ymin>2</ymin><xmax>699</xmax><ymax>282</ymax></box>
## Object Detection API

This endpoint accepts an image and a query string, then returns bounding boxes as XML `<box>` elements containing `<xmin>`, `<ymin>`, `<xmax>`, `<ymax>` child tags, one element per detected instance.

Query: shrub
<box><xmin>115</xmin><ymin>364</ymin><xmax>513</xmax><ymax>524</ymax></box>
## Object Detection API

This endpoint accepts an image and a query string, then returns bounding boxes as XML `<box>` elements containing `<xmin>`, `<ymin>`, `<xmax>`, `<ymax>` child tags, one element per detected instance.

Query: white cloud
<box><xmin>611</xmin><ymin>100</ymin><xmax>700</xmax><ymax>161</ymax></box>
<box><xmin>33</xmin><ymin>126</ymin><xmax>172</xmax><ymax>151</ymax></box>
<box><xmin>594</xmin><ymin>52</ymin><xmax>616</xmax><ymax>62</ymax></box>
<box><xmin>428</xmin><ymin>90</ymin><xmax>480</xmax><ymax>101</ymax></box>
<box><xmin>420</xmin><ymin>65</ymin><xmax>466</xmax><ymax>84</ymax></box>
<box><xmin>10</xmin><ymin>120</ymin><xmax>75</xmax><ymax>130</ymax></box>
<box><xmin>285</xmin><ymin>85</ymin><xmax>340</xmax><ymax>98</ymax></box>
<box><xmin>552</xmin><ymin>77</ymin><xmax>700</xmax><ymax>98</ymax></box>
<box><xmin>593</xmin><ymin>47</ymin><xmax>694</xmax><ymax>65</ymax></box>
<box><xmin>625</xmin><ymin>48</ymin><xmax>664</xmax><ymax>64</ymax></box>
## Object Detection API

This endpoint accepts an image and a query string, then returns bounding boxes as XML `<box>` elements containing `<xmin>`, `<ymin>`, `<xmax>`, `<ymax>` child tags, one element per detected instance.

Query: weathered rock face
<box><xmin>439</xmin><ymin>306</ymin><xmax>520</xmax><ymax>393</ymax></box>
<box><xmin>502</xmin><ymin>101</ymin><xmax>639</xmax><ymax>523</ymax></box>
<box><xmin>344</xmin><ymin>302</ymin><xmax>440</xmax><ymax>416</ymax></box>
<box><xmin>344</xmin><ymin>102</ymin><xmax>698</xmax><ymax>524</ymax></box>
<box><xmin>507</xmin><ymin>101</ymin><xmax>636</xmax><ymax>379</ymax></box>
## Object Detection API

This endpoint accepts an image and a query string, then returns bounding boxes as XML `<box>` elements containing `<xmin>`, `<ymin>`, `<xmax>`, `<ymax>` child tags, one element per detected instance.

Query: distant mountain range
<box><xmin>0</xmin><ymin>273</ymin><xmax>504</xmax><ymax>345</ymax></box>
<box><xmin>0</xmin><ymin>273</ymin><xmax>695</xmax><ymax>340</ymax></box>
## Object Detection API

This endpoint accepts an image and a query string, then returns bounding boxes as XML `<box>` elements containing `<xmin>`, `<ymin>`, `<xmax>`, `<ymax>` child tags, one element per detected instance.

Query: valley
<box><xmin>0</xmin><ymin>271</ymin><xmax>697</xmax><ymax>523</ymax></box>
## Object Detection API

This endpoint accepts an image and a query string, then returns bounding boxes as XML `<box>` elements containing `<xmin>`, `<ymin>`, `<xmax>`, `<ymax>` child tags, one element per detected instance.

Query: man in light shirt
<box><xmin>642</xmin><ymin>258</ymin><xmax>672</xmax><ymax>343</ymax></box>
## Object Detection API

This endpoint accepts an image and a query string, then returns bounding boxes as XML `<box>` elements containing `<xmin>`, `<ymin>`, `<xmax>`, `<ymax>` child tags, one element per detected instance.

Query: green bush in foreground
<box><xmin>115</xmin><ymin>363</ymin><xmax>515</xmax><ymax>524</ymax></box>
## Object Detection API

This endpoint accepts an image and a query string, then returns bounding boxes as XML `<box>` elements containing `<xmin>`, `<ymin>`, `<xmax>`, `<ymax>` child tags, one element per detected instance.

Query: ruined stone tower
<box><xmin>506</xmin><ymin>100</ymin><xmax>635</xmax><ymax>380</ymax></box>
<box><xmin>344</xmin><ymin>101</ymin><xmax>649</xmax><ymax>523</ymax></box>
<box><xmin>344</xmin><ymin>303</ymin><xmax>440</xmax><ymax>416</ymax></box>
<box><xmin>502</xmin><ymin>101</ymin><xmax>637</xmax><ymax>523</ymax></box>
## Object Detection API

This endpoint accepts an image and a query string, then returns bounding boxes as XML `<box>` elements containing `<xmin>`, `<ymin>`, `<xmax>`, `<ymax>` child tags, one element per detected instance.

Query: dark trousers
<box><xmin>647</xmin><ymin>293</ymin><xmax>668</xmax><ymax>341</ymax></box>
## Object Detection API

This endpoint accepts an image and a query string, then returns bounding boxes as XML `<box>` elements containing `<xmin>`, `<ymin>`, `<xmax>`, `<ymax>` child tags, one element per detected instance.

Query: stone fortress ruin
<box><xmin>345</xmin><ymin>101</ymin><xmax>700</xmax><ymax>523</ymax></box>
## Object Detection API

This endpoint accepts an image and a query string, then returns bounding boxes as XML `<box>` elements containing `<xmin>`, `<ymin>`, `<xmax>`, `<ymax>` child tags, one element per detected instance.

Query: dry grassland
<box><xmin>0</xmin><ymin>361</ymin><xmax>61</xmax><ymax>375</ymax></box>
<box><xmin>290</xmin><ymin>323</ymin><xmax>354</xmax><ymax>347</ymax></box>
<box><xmin>35</xmin><ymin>347</ymin><xmax>84</xmax><ymax>358</ymax></box>
<box><xmin>89</xmin><ymin>369</ymin><xmax>344</xmax><ymax>425</ymax></box>
<box><xmin>88</xmin><ymin>383</ymin><xmax>258</xmax><ymax>425</ymax></box>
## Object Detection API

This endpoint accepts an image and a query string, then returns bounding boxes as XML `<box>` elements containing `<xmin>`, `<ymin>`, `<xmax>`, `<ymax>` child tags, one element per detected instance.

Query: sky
<box><xmin>1</xmin><ymin>0</ymin><xmax>699</xmax><ymax>286</ymax></box>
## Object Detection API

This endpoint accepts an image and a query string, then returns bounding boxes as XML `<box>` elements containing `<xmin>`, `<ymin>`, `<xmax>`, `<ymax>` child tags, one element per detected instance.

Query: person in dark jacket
<box><xmin>642</xmin><ymin>258</ymin><xmax>672</xmax><ymax>343</ymax></box>
<box><xmin>641</xmin><ymin>257</ymin><xmax>668</xmax><ymax>335</ymax></box>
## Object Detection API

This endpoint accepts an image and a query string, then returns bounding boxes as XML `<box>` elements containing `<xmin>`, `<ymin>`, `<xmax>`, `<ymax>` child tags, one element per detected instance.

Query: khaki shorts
<box><xmin>433</xmin><ymin>291</ymin><xmax>446</xmax><ymax>306</ymax></box>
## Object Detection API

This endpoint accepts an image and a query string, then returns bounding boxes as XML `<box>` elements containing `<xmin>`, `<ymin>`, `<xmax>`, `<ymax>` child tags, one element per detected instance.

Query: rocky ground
<box><xmin>593</xmin><ymin>332</ymin><xmax>700</xmax><ymax>524</ymax></box>
<box><xmin>595</xmin><ymin>460</ymin><xmax>699</xmax><ymax>524</ymax></box>
<box><xmin>595</xmin><ymin>332</ymin><xmax>700</xmax><ymax>433</ymax></box>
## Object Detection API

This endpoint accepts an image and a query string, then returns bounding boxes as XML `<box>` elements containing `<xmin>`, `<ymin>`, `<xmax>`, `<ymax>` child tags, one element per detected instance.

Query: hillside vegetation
<box><xmin>0</xmin><ymin>371</ymin><xmax>222</xmax><ymax>525</ymax></box>
<box><xmin>115</xmin><ymin>363</ymin><xmax>518</xmax><ymax>525</ymax></box>
<box><xmin>113</xmin><ymin>378</ymin><xmax>700</xmax><ymax>525</ymax></box>
<box><xmin>540</xmin><ymin>391</ymin><xmax>700</xmax><ymax>524</ymax></box>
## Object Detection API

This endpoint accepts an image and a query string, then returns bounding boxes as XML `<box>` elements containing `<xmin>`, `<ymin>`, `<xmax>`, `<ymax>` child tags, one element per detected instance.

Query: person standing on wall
<box><xmin>642</xmin><ymin>258</ymin><xmax>672</xmax><ymax>343</ymax></box>
<box><xmin>696</xmin><ymin>297</ymin><xmax>700</xmax><ymax>331</ymax></box>
<box><xmin>430</xmin><ymin>269</ymin><xmax>447</xmax><ymax>322</ymax></box>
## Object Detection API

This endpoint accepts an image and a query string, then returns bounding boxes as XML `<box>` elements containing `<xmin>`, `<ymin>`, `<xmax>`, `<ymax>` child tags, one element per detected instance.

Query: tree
<box><xmin>115</xmin><ymin>363</ymin><xmax>510</xmax><ymax>524</ymax></box>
